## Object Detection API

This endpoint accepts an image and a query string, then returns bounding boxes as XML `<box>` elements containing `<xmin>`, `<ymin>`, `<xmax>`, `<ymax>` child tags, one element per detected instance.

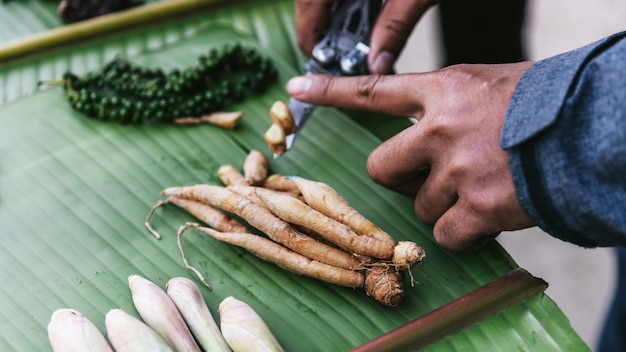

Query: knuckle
<box><xmin>354</xmin><ymin>75</ymin><xmax>383</xmax><ymax>104</ymax></box>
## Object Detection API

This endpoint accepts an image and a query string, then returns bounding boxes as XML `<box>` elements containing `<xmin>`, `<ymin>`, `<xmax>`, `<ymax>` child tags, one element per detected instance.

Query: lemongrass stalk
<box><xmin>128</xmin><ymin>275</ymin><xmax>201</xmax><ymax>352</ymax></box>
<box><xmin>0</xmin><ymin>0</ymin><xmax>233</xmax><ymax>64</ymax></box>
<box><xmin>48</xmin><ymin>308</ymin><xmax>113</xmax><ymax>352</ymax></box>
<box><xmin>350</xmin><ymin>268</ymin><xmax>548</xmax><ymax>352</ymax></box>
<box><xmin>219</xmin><ymin>296</ymin><xmax>284</xmax><ymax>352</ymax></box>
<box><xmin>105</xmin><ymin>309</ymin><xmax>173</xmax><ymax>352</ymax></box>
<box><xmin>167</xmin><ymin>277</ymin><xmax>231</xmax><ymax>352</ymax></box>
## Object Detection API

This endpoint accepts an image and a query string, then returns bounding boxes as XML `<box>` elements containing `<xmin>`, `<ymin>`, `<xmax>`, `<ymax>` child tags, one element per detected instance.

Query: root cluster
<box><xmin>146</xmin><ymin>150</ymin><xmax>425</xmax><ymax>307</ymax></box>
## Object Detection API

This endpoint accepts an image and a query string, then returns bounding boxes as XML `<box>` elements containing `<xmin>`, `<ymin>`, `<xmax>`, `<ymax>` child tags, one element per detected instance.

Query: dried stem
<box><xmin>0</xmin><ymin>0</ymin><xmax>238</xmax><ymax>64</ymax></box>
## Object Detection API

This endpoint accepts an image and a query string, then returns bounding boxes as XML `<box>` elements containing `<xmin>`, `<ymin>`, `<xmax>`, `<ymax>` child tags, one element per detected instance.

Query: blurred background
<box><xmin>394</xmin><ymin>0</ymin><xmax>626</xmax><ymax>349</ymax></box>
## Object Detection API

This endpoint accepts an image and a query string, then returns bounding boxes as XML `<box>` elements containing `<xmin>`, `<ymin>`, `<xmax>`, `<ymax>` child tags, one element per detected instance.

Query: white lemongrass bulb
<box><xmin>48</xmin><ymin>308</ymin><xmax>113</xmax><ymax>352</ymax></box>
<box><xmin>167</xmin><ymin>277</ymin><xmax>231</xmax><ymax>352</ymax></box>
<box><xmin>104</xmin><ymin>308</ymin><xmax>173</xmax><ymax>352</ymax></box>
<box><xmin>128</xmin><ymin>274</ymin><xmax>201</xmax><ymax>352</ymax></box>
<box><xmin>219</xmin><ymin>296</ymin><xmax>284</xmax><ymax>352</ymax></box>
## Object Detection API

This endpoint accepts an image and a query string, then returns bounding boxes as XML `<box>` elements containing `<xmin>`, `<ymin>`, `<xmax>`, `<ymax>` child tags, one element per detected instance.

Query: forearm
<box><xmin>502</xmin><ymin>31</ymin><xmax>626</xmax><ymax>247</ymax></box>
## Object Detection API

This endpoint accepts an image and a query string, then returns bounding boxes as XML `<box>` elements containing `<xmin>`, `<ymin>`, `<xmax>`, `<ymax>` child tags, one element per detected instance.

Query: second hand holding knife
<box><xmin>282</xmin><ymin>0</ymin><xmax>382</xmax><ymax>156</ymax></box>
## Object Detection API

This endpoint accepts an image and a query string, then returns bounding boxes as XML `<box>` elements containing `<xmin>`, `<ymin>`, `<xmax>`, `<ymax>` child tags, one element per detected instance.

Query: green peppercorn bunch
<box><xmin>61</xmin><ymin>43</ymin><xmax>278</xmax><ymax>124</ymax></box>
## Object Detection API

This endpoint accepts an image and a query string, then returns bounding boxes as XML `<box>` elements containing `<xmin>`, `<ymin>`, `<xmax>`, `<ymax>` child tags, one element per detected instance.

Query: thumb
<box><xmin>368</xmin><ymin>0</ymin><xmax>436</xmax><ymax>74</ymax></box>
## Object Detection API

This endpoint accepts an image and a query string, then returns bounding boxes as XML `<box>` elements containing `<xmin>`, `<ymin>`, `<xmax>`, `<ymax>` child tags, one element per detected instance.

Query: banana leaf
<box><xmin>0</xmin><ymin>1</ymin><xmax>588</xmax><ymax>351</ymax></box>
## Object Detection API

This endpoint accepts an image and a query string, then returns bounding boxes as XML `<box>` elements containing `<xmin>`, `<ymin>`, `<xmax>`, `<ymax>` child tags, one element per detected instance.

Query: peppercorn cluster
<box><xmin>62</xmin><ymin>43</ymin><xmax>278</xmax><ymax>124</ymax></box>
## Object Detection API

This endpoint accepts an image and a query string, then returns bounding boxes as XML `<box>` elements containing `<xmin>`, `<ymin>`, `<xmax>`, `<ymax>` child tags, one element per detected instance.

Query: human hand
<box><xmin>295</xmin><ymin>0</ymin><xmax>437</xmax><ymax>74</ymax></box>
<box><xmin>286</xmin><ymin>62</ymin><xmax>536</xmax><ymax>250</ymax></box>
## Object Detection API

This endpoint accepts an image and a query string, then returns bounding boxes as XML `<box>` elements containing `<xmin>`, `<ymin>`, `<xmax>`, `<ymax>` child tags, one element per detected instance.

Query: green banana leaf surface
<box><xmin>0</xmin><ymin>1</ymin><xmax>588</xmax><ymax>351</ymax></box>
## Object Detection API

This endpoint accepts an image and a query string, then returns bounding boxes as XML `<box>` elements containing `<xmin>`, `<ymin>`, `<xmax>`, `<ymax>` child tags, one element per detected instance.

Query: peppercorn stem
<box><xmin>351</xmin><ymin>268</ymin><xmax>548</xmax><ymax>351</ymax></box>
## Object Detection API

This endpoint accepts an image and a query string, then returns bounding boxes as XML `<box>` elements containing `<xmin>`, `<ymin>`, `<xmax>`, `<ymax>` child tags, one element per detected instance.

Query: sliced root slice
<box><xmin>264</xmin><ymin>123</ymin><xmax>286</xmax><ymax>156</ymax></box>
<box><xmin>269</xmin><ymin>100</ymin><xmax>296</xmax><ymax>134</ymax></box>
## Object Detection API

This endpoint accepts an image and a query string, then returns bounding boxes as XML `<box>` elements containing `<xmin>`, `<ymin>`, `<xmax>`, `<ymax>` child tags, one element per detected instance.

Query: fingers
<box><xmin>432</xmin><ymin>202</ymin><xmax>501</xmax><ymax>251</ymax></box>
<box><xmin>295</xmin><ymin>0</ymin><xmax>334</xmax><ymax>55</ymax></box>
<box><xmin>286</xmin><ymin>73</ymin><xmax>430</xmax><ymax>118</ymax></box>
<box><xmin>367</xmin><ymin>124</ymin><xmax>457</xmax><ymax>222</ymax></box>
<box><xmin>368</xmin><ymin>0</ymin><xmax>436</xmax><ymax>74</ymax></box>
<box><xmin>366</xmin><ymin>124</ymin><xmax>431</xmax><ymax>190</ymax></box>
<box><xmin>412</xmin><ymin>168</ymin><xmax>458</xmax><ymax>224</ymax></box>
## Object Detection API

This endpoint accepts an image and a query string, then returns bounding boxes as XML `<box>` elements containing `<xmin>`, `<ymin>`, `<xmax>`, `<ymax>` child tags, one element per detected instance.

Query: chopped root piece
<box><xmin>254</xmin><ymin>187</ymin><xmax>395</xmax><ymax>259</ymax></box>
<box><xmin>181</xmin><ymin>223</ymin><xmax>365</xmax><ymax>288</ymax></box>
<box><xmin>264</xmin><ymin>123</ymin><xmax>286</xmax><ymax>156</ymax></box>
<box><xmin>173</xmin><ymin>111</ymin><xmax>242</xmax><ymax>129</ymax></box>
<box><xmin>199</xmin><ymin>111</ymin><xmax>243</xmax><ymax>129</ymax></box>
<box><xmin>243</xmin><ymin>150</ymin><xmax>269</xmax><ymax>186</ymax></box>
<box><xmin>364</xmin><ymin>266</ymin><xmax>405</xmax><ymax>307</ymax></box>
<box><xmin>218</xmin><ymin>164</ymin><xmax>247</xmax><ymax>187</ymax></box>
<box><xmin>162</xmin><ymin>184</ymin><xmax>362</xmax><ymax>270</ymax></box>
<box><xmin>269</xmin><ymin>100</ymin><xmax>296</xmax><ymax>134</ymax></box>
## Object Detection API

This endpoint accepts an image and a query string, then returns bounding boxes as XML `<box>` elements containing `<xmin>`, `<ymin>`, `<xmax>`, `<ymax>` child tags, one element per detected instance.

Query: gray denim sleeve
<box><xmin>501</xmin><ymin>32</ymin><xmax>626</xmax><ymax>247</ymax></box>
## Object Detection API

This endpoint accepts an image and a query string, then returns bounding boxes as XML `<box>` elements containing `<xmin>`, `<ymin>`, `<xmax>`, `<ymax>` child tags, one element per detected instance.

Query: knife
<box><xmin>281</xmin><ymin>0</ymin><xmax>382</xmax><ymax>156</ymax></box>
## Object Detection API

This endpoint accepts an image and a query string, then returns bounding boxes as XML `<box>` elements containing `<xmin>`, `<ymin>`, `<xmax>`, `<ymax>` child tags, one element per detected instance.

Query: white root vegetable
<box><xmin>161</xmin><ymin>184</ymin><xmax>362</xmax><ymax>270</ymax></box>
<box><xmin>243</xmin><ymin>149</ymin><xmax>269</xmax><ymax>186</ymax></box>
<box><xmin>105</xmin><ymin>309</ymin><xmax>173</xmax><ymax>352</ymax></box>
<box><xmin>179</xmin><ymin>223</ymin><xmax>365</xmax><ymax>288</ymax></box>
<box><xmin>219</xmin><ymin>296</ymin><xmax>284</xmax><ymax>352</ymax></box>
<box><xmin>262</xmin><ymin>174</ymin><xmax>300</xmax><ymax>194</ymax></box>
<box><xmin>392</xmin><ymin>240</ymin><xmax>426</xmax><ymax>270</ymax></box>
<box><xmin>166</xmin><ymin>277</ymin><xmax>231</xmax><ymax>352</ymax></box>
<box><xmin>364</xmin><ymin>267</ymin><xmax>406</xmax><ymax>308</ymax></box>
<box><xmin>128</xmin><ymin>275</ymin><xmax>201</xmax><ymax>352</ymax></box>
<box><xmin>289</xmin><ymin>177</ymin><xmax>397</xmax><ymax>249</ymax></box>
<box><xmin>253</xmin><ymin>187</ymin><xmax>394</xmax><ymax>259</ymax></box>
<box><xmin>48</xmin><ymin>308</ymin><xmax>113</xmax><ymax>352</ymax></box>
<box><xmin>144</xmin><ymin>196</ymin><xmax>250</xmax><ymax>240</ymax></box>
<box><xmin>218</xmin><ymin>165</ymin><xmax>247</xmax><ymax>187</ymax></box>
<box><xmin>168</xmin><ymin>196</ymin><xmax>251</xmax><ymax>234</ymax></box>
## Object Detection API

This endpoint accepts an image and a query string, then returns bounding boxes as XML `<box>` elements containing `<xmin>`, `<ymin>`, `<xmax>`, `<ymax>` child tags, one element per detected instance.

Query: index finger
<box><xmin>286</xmin><ymin>73</ymin><xmax>433</xmax><ymax>118</ymax></box>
